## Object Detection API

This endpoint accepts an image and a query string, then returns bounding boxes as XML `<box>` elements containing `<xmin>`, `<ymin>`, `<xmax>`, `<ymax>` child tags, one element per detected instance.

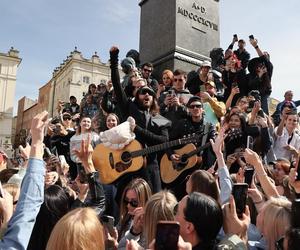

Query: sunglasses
<box><xmin>63</xmin><ymin>117</ymin><xmax>72</xmax><ymax>121</ymax></box>
<box><xmin>189</xmin><ymin>104</ymin><xmax>202</xmax><ymax>109</ymax></box>
<box><xmin>124</xmin><ymin>198</ymin><xmax>138</xmax><ymax>208</ymax></box>
<box><xmin>143</xmin><ymin>68</ymin><xmax>152</xmax><ymax>73</ymax></box>
<box><xmin>139</xmin><ymin>89</ymin><xmax>153</xmax><ymax>96</ymax></box>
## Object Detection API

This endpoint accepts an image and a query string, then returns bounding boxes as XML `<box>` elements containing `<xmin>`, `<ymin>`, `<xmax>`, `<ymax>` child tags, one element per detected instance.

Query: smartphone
<box><xmin>232</xmin><ymin>82</ymin><xmax>238</xmax><ymax>88</ymax></box>
<box><xmin>101</xmin><ymin>215</ymin><xmax>115</xmax><ymax>234</ymax></box>
<box><xmin>247</xmin><ymin>136</ymin><xmax>254</xmax><ymax>150</ymax></box>
<box><xmin>168</xmin><ymin>89</ymin><xmax>175</xmax><ymax>97</ymax></box>
<box><xmin>59</xmin><ymin>155</ymin><xmax>67</xmax><ymax>165</ymax></box>
<box><xmin>249</xmin><ymin>35</ymin><xmax>254</xmax><ymax>40</ymax></box>
<box><xmin>155</xmin><ymin>221</ymin><xmax>180</xmax><ymax>250</ymax></box>
<box><xmin>291</xmin><ymin>199</ymin><xmax>300</xmax><ymax>228</ymax></box>
<box><xmin>200</xmin><ymin>84</ymin><xmax>206</xmax><ymax>92</ymax></box>
<box><xmin>232</xmin><ymin>183</ymin><xmax>248</xmax><ymax>217</ymax></box>
<box><xmin>43</xmin><ymin>147</ymin><xmax>52</xmax><ymax>160</ymax></box>
<box><xmin>77</xmin><ymin>164</ymin><xmax>88</xmax><ymax>183</ymax></box>
<box><xmin>233</xmin><ymin>34</ymin><xmax>238</xmax><ymax>39</ymax></box>
<box><xmin>257</xmin><ymin>109</ymin><xmax>265</xmax><ymax>118</ymax></box>
<box><xmin>244</xmin><ymin>168</ymin><xmax>254</xmax><ymax>186</ymax></box>
<box><xmin>0</xmin><ymin>181</ymin><xmax>3</xmax><ymax>198</ymax></box>
<box><xmin>296</xmin><ymin>160</ymin><xmax>300</xmax><ymax>181</ymax></box>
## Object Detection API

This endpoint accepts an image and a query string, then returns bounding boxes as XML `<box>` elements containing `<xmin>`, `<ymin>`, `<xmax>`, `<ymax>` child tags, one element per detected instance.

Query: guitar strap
<box><xmin>200</xmin><ymin>122</ymin><xmax>210</xmax><ymax>155</ymax></box>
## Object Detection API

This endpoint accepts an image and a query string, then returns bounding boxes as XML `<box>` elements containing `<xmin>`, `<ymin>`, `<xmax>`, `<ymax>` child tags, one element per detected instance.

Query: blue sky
<box><xmin>1</xmin><ymin>0</ymin><xmax>299</xmax><ymax>113</ymax></box>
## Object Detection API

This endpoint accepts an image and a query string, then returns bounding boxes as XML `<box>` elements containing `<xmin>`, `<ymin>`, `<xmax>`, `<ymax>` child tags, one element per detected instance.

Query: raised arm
<box><xmin>0</xmin><ymin>111</ymin><xmax>47</xmax><ymax>250</ymax></box>
<box><xmin>110</xmin><ymin>46</ymin><xmax>130</xmax><ymax>118</ymax></box>
<box><xmin>244</xmin><ymin>149</ymin><xmax>279</xmax><ymax>199</ymax></box>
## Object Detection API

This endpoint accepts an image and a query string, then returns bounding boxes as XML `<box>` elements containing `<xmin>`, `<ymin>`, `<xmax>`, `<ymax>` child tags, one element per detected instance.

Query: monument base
<box><xmin>151</xmin><ymin>46</ymin><xmax>211</xmax><ymax>80</ymax></box>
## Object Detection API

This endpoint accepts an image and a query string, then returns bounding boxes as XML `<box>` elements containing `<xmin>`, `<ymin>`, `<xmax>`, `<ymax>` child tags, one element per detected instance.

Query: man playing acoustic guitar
<box><xmin>109</xmin><ymin>46</ymin><xmax>171</xmax><ymax>195</ymax></box>
<box><xmin>165</xmin><ymin>96</ymin><xmax>216</xmax><ymax>200</ymax></box>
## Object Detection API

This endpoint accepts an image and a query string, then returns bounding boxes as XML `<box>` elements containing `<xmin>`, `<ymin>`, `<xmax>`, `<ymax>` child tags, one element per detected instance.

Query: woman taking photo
<box><xmin>117</xmin><ymin>178</ymin><xmax>152</xmax><ymax>245</ymax></box>
<box><xmin>70</xmin><ymin>116</ymin><xmax>99</xmax><ymax>178</ymax></box>
<box><xmin>273</xmin><ymin>111</ymin><xmax>300</xmax><ymax>162</ymax></box>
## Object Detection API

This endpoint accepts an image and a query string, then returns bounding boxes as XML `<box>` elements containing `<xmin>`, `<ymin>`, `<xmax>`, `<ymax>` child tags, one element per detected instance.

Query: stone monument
<box><xmin>139</xmin><ymin>0</ymin><xmax>220</xmax><ymax>79</ymax></box>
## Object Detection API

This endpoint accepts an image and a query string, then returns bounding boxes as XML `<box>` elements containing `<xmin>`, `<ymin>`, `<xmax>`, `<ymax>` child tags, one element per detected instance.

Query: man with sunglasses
<box><xmin>166</xmin><ymin>96</ymin><xmax>216</xmax><ymax>199</ymax></box>
<box><xmin>141</xmin><ymin>62</ymin><xmax>159</xmax><ymax>93</ymax></box>
<box><xmin>110</xmin><ymin>46</ymin><xmax>171</xmax><ymax>195</ymax></box>
<box><xmin>159</xmin><ymin>69</ymin><xmax>193</xmax><ymax>124</ymax></box>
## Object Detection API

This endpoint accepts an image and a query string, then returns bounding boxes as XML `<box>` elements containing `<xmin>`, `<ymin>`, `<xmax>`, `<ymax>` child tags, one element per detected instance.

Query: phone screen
<box><xmin>244</xmin><ymin>168</ymin><xmax>254</xmax><ymax>186</ymax></box>
<box><xmin>200</xmin><ymin>84</ymin><xmax>206</xmax><ymax>92</ymax></box>
<box><xmin>247</xmin><ymin>136</ymin><xmax>254</xmax><ymax>150</ymax></box>
<box><xmin>232</xmin><ymin>184</ymin><xmax>248</xmax><ymax>217</ymax></box>
<box><xmin>101</xmin><ymin>215</ymin><xmax>115</xmax><ymax>234</ymax></box>
<box><xmin>59</xmin><ymin>155</ymin><xmax>67</xmax><ymax>165</ymax></box>
<box><xmin>0</xmin><ymin>181</ymin><xmax>3</xmax><ymax>198</ymax></box>
<box><xmin>155</xmin><ymin>221</ymin><xmax>180</xmax><ymax>250</ymax></box>
<box><xmin>291</xmin><ymin>199</ymin><xmax>300</xmax><ymax>228</ymax></box>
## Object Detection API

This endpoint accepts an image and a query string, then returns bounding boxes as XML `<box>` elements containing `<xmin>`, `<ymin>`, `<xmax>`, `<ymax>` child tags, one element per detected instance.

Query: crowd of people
<box><xmin>0</xmin><ymin>35</ymin><xmax>300</xmax><ymax>250</ymax></box>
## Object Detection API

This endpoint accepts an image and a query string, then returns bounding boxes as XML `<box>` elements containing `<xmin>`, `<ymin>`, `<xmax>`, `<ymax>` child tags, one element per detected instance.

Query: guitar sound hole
<box><xmin>180</xmin><ymin>155</ymin><xmax>188</xmax><ymax>164</ymax></box>
<box><xmin>121</xmin><ymin>151</ymin><xmax>132</xmax><ymax>163</ymax></box>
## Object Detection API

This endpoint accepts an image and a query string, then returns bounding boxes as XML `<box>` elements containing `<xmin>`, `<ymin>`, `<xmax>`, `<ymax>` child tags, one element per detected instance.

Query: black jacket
<box><xmin>110</xmin><ymin>49</ymin><xmax>171</xmax><ymax>162</ymax></box>
<box><xmin>168</xmin><ymin>116</ymin><xmax>216</xmax><ymax>169</ymax></box>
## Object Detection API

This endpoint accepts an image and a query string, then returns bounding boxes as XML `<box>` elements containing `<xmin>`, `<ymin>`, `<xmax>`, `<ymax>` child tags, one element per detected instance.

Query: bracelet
<box><xmin>254</xmin><ymin>45</ymin><xmax>259</xmax><ymax>49</ymax></box>
<box><xmin>256</xmin><ymin>171</ymin><xmax>267</xmax><ymax>177</ymax></box>
<box><xmin>130</xmin><ymin>227</ymin><xmax>141</xmax><ymax>236</ymax></box>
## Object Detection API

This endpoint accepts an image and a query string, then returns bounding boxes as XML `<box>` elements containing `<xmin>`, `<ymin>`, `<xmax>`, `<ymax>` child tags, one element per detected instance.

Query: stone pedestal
<box><xmin>139</xmin><ymin>0</ymin><xmax>220</xmax><ymax>80</ymax></box>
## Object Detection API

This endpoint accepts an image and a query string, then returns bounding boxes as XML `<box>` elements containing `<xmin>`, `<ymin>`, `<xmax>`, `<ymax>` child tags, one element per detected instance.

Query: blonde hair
<box><xmin>119</xmin><ymin>178</ymin><xmax>152</xmax><ymax>236</ymax></box>
<box><xmin>143</xmin><ymin>190</ymin><xmax>177</xmax><ymax>246</ymax></box>
<box><xmin>261</xmin><ymin>197</ymin><xmax>291</xmax><ymax>250</ymax></box>
<box><xmin>46</xmin><ymin>208</ymin><xmax>104</xmax><ymax>250</ymax></box>
<box><xmin>3</xmin><ymin>183</ymin><xmax>19</xmax><ymax>202</ymax></box>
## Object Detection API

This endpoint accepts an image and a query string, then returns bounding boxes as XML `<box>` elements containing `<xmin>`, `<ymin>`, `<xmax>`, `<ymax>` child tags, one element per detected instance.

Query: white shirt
<box><xmin>273</xmin><ymin>127</ymin><xmax>300</xmax><ymax>161</ymax></box>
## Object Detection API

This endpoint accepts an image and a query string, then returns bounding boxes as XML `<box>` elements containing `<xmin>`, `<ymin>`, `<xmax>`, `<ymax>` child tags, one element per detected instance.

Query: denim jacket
<box><xmin>0</xmin><ymin>158</ymin><xmax>45</xmax><ymax>250</ymax></box>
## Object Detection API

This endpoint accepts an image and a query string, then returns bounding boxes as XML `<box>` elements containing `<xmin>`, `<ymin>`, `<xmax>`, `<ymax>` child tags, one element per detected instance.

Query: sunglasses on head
<box><xmin>124</xmin><ymin>198</ymin><xmax>138</xmax><ymax>208</ymax></box>
<box><xmin>189</xmin><ymin>104</ymin><xmax>202</xmax><ymax>109</ymax></box>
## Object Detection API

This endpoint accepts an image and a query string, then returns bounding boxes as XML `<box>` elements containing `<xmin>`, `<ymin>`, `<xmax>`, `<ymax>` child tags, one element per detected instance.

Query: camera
<box><xmin>248</xmin><ymin>90</ymin><xmax>261</xmax><ymax>110</ymax></box>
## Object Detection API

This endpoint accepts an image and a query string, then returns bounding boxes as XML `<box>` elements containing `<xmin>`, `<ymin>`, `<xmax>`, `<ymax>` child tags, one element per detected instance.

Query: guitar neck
<box><xmin>131</xmin><ymin>138</ymin><xmax>193</xmax><ymax>158</ymax></box>
<box><xmin>185</xmin><ymin>141</ymin><xmax>212</xmax><ymax>158</ymax></box>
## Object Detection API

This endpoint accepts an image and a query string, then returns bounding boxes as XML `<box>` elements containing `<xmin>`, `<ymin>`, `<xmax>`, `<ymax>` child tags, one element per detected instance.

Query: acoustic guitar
<box><xmin>92</xmin><ymin>134</ymin><xmax>201</xmax><ymax>184</ymax></box>
<box><xmin>160</xmin><ymin>128</ymin><xmax>242</xmax><ymax>184</ymax></box>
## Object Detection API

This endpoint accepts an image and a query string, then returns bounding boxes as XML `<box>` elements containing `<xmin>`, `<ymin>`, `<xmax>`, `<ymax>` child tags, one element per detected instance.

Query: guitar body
<box><xmin>160</xmin><ymin>144</ymin><xmax>198</xmax><ymax>184</ymax></box>
<box><xmin>92</xmin><ymin>140</ymin><xmax>144</xmax><ymax>184</ymax></box>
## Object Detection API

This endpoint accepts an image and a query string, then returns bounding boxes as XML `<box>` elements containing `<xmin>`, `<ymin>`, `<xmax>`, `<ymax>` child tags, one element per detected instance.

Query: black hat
<box><xmin>248</xmin><ymin>57</ymin><xmax>264</xmax><ymax>74</ymax></box>
<box><xmin>136</xmin><ymin>86</ymin><xmax>156</xmax><ymax>98</ymax></box>
<box><xmin>187</xmin><ymin>96</ymin><xmax>202</xmax><ymax>108</ymax></box>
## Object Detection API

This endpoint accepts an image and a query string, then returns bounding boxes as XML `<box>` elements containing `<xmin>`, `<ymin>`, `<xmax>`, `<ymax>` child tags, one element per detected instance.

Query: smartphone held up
<box><xmin>155</xmin><ymin>221</ymin><xmax>180</xmax><ymax>250</ymax></box>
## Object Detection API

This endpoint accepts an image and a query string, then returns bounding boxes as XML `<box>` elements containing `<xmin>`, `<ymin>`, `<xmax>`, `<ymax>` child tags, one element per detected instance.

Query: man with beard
<box><xmin>109</xmin><ymin>46</ymin><xmax>171</xmax><ymax>194</ymax></box>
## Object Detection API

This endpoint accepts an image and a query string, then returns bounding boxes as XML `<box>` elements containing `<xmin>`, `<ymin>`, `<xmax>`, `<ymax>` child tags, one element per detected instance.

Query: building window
<box><xmin>100</xmin><ymin>79</ymin><xmax>106</xmax><ymax>85</ymax></box>
<box><xmin>83</xmin><ymin>76</ymin><xmax>90</xmax><ymax>84</ymax></box>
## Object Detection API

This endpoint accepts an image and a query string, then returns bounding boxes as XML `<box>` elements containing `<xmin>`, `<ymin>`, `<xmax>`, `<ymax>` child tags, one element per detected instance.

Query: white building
<box><xmin>48</xmin><ymin>47</ymin><xmax>117</xmax><ymax>116</ymax></box>
<box><xmin>0</xmin><ymin>47</ymin><xmax>21</xmax><ymax>150</ymax></box>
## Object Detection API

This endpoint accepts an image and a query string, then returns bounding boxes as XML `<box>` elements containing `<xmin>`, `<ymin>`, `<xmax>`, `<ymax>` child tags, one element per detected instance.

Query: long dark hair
<box><xmin>27</xmin><ymin>185</ymin><xmax>70</xmax><ymax>250</ymax></box>
<box><xmin>184</xmin><ymin>192</ymin><xmax>222</xmax><ymax>250</ymax></box>
<box><xmin>134</xmin><ymin>87</ymin><xmax>160</xmax><ymax>116</ymax></box>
